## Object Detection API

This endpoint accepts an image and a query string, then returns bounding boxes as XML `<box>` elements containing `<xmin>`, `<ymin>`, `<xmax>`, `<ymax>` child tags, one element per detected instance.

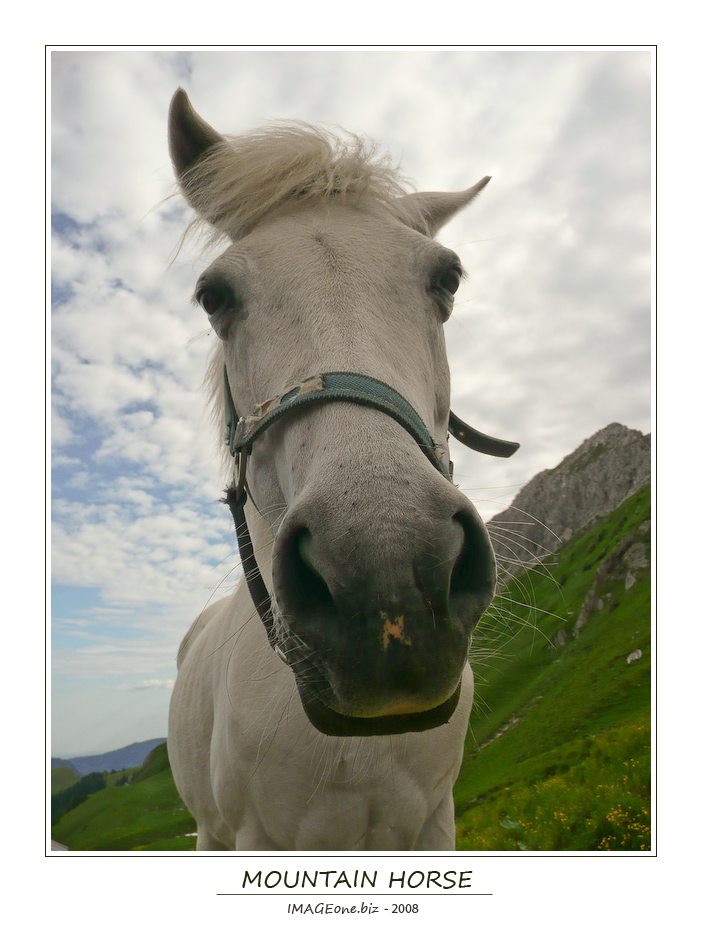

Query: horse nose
<box><xmin>275</xmin><ymin>496</ymin><xmax>494</xmax><ymax>619</ymax></box>
<box><xmin>271</xmin><ymin>487</ymin><xmax>495</xmax><ymax>724</ymax></box>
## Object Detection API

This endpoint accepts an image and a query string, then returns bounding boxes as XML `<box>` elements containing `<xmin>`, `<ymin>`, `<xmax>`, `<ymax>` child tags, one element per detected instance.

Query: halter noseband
<box><xmin>222</xmin><ymin>369</ymin><xmax>519</xmax><ymax>654</ymax></box>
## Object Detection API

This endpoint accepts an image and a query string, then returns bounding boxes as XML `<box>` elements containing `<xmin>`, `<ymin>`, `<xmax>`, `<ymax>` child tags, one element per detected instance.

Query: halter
<box><xmin>222</xmin><ymin>369</ymin><xmax>519</xmax><ymax>653</ymax></box>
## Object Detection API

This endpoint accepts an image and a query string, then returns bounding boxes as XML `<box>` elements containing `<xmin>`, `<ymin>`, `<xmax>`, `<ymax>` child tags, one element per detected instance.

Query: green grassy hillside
<box><xmin>51</xmin><ymin>742</ymin><xmax>196</xmax><ymax>851</ymax></box>
<box><xmin>454</xmin><ymin>483</ymin><xmax>651</xmax><ymax>850</ymax></box>
<box><xmin>51</xmin><ymin>766</ymin><xmax>79</xmax><ymax>795</ymax></box>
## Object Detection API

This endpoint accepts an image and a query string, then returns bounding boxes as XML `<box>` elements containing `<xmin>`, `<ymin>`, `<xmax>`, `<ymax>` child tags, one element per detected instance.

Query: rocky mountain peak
<box><xmin>487</xmin><ymin>423</ymin><xmax>651</xmax><ymax>570</ymax></box>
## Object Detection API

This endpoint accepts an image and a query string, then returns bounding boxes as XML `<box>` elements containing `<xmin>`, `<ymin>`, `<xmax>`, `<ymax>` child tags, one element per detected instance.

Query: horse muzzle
<box><xmin>271</xmin><ymin>495</ymin><xmax>495</xmax><ymax>737</ymax></box>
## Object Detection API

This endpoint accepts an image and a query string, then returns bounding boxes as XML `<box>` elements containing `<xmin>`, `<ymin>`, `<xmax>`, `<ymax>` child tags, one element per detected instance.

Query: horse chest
<box><xmin>219</xmin><ymin>729</ymin><xmax>444</xmax><ymax>849</ymax></box>
<box><xmin>248</xmin><ymin>759</ymin><xmax>427</xmax><ymax>850</ymax></box>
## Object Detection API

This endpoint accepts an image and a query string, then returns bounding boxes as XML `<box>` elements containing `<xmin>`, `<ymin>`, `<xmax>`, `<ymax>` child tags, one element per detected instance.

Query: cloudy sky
<box><xmin>50</xmin><ymin>48</ymin><xmax>651</xmax><ymax>757</ymax></box>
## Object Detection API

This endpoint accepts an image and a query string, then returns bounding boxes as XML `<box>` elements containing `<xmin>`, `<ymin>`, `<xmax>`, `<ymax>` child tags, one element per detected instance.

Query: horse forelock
<box><xmin>182</xmin><ymin>122</ymin><xmax>423</xmax><ymax>244</ymax></box>
<box><xmin>204</xmin><ymin>340</ymin><xmax>231</xmax><ymax>476</ymax></box>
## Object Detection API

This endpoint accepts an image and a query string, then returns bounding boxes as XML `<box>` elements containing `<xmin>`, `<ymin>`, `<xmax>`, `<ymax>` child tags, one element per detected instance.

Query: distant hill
<box><xmin>51</xmin><ymin>766</ymin><xmax>80</xmax><ymax>795</ymax></box>
<box><xmin>51</xmin><ymin>738</ymin><xmax>167</xmax><ymax>777</ymax></box>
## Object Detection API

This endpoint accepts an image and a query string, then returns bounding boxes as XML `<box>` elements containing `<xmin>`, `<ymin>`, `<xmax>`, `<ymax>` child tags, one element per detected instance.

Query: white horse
<box><xmin>166</xmin><ymin>89</ymin><xmax>518</xmax><ymax>850</ymax></box>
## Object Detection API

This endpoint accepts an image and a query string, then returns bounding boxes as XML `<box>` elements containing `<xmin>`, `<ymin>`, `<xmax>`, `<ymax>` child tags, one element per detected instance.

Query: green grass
<box><xmin>456</xmin><ymin>715</ymin><xmax>650</xmax><ymax>851</ymax></box>
<box><xmin>454</xmin><ymin>484</ymin><xmax>651</xmax><ymax>850</ymax></box>
<box><xmin>51</xmin><ymin>743</ymin><xmax>196</xmax><ymax>851</ymax></box>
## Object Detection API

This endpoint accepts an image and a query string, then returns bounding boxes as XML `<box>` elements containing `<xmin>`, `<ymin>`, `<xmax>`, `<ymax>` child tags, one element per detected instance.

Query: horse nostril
<box><xmin>449</xmin><ymin>511</ymin><xmax>495</xmax><ymax>610</ymax></box>
<box><xmin>284</xmin><ymin>527</ymin><xmax>335</xmax><ymax>617</ymax></box>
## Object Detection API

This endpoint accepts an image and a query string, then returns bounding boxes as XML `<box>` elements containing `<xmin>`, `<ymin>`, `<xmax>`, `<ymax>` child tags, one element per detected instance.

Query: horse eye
<box><xmin>435</xmin><ymin>266</ymin><xmax>463</xmax><ymax>296</ymax></box>
<box><xmin>196</xmin><ymin>285</ymin><xmax>234</xmax><ymax>316</ymax></box>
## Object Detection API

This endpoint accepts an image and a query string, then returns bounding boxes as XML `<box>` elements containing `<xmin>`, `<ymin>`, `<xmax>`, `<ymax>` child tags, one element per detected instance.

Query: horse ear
<box><xmin>396</xmin><ymin>176</ymin><xmax>491</xmax><ymax>236</ymax></box>
<box><xmin>168</xmin><ymin>88</ymin><xmax>223</xmax><ymax>194</ymax></box>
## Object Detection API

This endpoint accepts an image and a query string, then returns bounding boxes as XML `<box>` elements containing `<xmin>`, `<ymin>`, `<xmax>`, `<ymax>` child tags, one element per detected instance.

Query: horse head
<box><xmin>169</xmin><ymin>89</ymin><xmax>512</xmax><ymax>738</ymax></box>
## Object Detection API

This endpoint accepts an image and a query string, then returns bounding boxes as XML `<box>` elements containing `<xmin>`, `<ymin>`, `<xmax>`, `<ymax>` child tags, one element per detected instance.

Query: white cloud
<box><xmin>51</xmin><ymin>496</ymin><xmax>235</xmax><ymax>609</ymax></box>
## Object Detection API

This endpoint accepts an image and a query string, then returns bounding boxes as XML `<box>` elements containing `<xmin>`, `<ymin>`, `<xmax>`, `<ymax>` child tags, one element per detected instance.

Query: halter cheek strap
<box><xmin>221</xmin><ymin>368</ymin><xmax>519</xmax><ymax>652</ymax></box>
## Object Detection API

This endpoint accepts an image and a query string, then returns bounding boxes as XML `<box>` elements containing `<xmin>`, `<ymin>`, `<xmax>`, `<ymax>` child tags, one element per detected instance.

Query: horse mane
<box><xmin>181</xmin><ymin>121</ymin><xmax>422</xmax><ymax>244</ymax></box>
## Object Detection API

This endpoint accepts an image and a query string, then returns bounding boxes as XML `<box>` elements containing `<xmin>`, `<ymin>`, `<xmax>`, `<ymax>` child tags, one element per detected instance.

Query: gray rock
<box><xmin>488</xmin><ymin>423</ymin><xmax>651</xmax><ymax>569</ymax></box>
<box><xmin>623</xmin><ymin>542</ymin><xmax>649</xmax><ymax>569</ymax></box>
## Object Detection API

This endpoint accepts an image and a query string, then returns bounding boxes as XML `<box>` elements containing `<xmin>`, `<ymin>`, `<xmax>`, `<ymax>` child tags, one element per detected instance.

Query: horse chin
<box><xmin>295</xmin><ymin>680</ymin><xmax>462</xmax><ymax>737</ymax></box>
